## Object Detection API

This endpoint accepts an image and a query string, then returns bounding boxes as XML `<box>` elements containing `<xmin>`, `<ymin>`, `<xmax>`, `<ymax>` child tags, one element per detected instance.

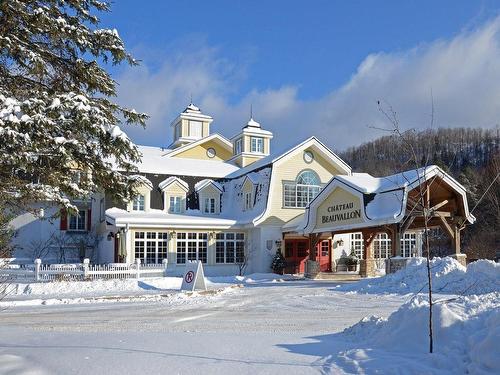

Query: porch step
<box><xmin>313</xmin><ymin>272</ymin><xmax>361</xmax><ymax>281</ymax></box>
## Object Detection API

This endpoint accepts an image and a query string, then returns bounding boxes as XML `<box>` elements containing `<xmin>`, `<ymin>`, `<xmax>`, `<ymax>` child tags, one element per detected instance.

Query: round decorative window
<box><xmin>206</xmin><ymin>147</ymin><xmax>216</xmax><ymax>158</ymax></box>
<box><xmin>303</xmin><ymin>151</ymin><xmax>314</xmax><ymax>163</ymax></box>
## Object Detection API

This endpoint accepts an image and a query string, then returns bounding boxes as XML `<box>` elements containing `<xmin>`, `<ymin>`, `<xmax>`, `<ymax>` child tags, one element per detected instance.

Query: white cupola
<box><xmin>170</xmin><ymin>102</ymin><xmax>213</xmax><ymax>148</ymax></box>
<box><xmin>229</xmin><ymin>115</ymin><xmax>273</xmax><ymax>167</ymax></box>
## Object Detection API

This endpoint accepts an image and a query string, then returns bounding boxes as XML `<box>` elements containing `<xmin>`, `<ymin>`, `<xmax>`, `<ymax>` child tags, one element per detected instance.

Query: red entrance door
<box><xmin>284</xmin><ymin>240</ymin><xmax>309</xmax><ymax>273</ymax></box>
<box><xmin>316</xmin><ymin>240</ymin><xmax>332</xmax><ymax>272</ymax></box>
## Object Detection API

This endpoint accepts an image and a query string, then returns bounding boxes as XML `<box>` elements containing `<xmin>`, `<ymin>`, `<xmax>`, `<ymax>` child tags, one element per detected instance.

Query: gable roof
<box><xmin>299</xmin><ymin>165</ymin><xmax>475</xmax><ymax>234</ymax></box>
<box><xmin>158</xmin><ymin>176</ymin><xmax>189</xmax><ymax>192</ymax></box>
<box><xmin>194</xmin><ymin>179</ymin><xmax>224</xmax><ymax>193</ymax></box>
<box><xmin>129</xmin><ymin>174</ymin><xmax>153</xmax><ymax>190</ymax></box>
<box><xmin>226</xmin><ymin>136</ymin><xmax>351</xmax><ymax>179</ymax></box>
<box><xmin>164</xmin><ymin>133</ymin><xmax>233</xmax><ymax>158</ymax></box>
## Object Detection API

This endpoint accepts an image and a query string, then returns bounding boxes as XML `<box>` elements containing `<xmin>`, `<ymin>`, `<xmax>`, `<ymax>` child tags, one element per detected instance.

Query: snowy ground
<box><xmin>0</xmin><ymin>259</ymin><xmax>498</xmax><ymax>374</ymax></box>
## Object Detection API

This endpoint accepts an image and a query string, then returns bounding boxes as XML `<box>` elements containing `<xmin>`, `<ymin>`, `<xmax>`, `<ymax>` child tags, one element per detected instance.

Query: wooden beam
<box><xmin>401</xmin><ymin>216</ymin><xmax>415</xmax><ymax>234</ymax></box>
<box><xmin>438</xmin><ymin>216</ymin><xmax>455</xmax><ymax>240</ymax></box>
<box><xmin>430</xmin><ymin>199</ymin><xmax>449</xmax><ymax>212</ymax></box>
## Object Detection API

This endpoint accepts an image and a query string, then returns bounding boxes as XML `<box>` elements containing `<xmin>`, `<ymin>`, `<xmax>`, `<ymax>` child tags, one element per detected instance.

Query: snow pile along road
<box><xmin>338</xmin><ymin>292</ymin><xmax>500</xmax><ymax>374</ymax></box>
<box><xmin>12</xmin><ymin>272</ymin><xmax>298</xmax><ymax>298</ymax></box>
<box><xmin>338</xmin><ymin>257</ymin><xmax>500</xmax><ymax>295</ymax></box>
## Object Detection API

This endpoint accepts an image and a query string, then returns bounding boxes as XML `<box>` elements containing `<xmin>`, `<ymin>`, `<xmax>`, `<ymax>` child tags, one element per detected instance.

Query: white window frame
<box><xmin>374</xmin><ymin>233</ymin><xmax>391</xmax><ymax>259</ymax></box>
<box><xmin>401</xmin><ymin>232</ymin><xmax>418</xmax><ymax>257</ymax></box>
<box><xmin>235</xmin><ymin>138</ymin><xmax>242</xmax><ymax>154</ymax></box>
<box><xmin>215</xmin><ymin>233</ymin><xmax>245</xmax><ymax>264</ymax></box>
<box><xmin>134</xmin><ymin>231</ymin><xmax>168</xmax><ymax>265</ymax></box>
<box><xmin>283</xmin><ymin>170</ymin><xmax>322</xmax><ymax>208</ymax></box>
<box><xmin>250</xmin><ymin>137</ymin><xmax>264</xmax><ymax>153</ymax></box>
<box><xmin>176</xmin><ymin>232</ymin><xmax>208</xmax><ymax>264</ymax></box>
<box><xmin>350</xmin><ymin>233</ymin><xmax>364</xmax><ymax>259</ymax></box>
<box><xmin>204</xmin><ymin>197</ymin><xmax>216</xmax><ymax>214</ymax></box>
<box><xmin>132</xmin><ymin>194</ymin><xmax>145</xmax><ymax>211</ymax></box>
<box><xmin>169</xmin><ymin>196</ymin><xmax>182</xmax><ymax>213</ymax></box>
<box><xmin>244</xmin><ymin>191</ymin><xmax>253</xmax><ymax>210</ymax></box>
<box><xmin>69</xmin><ymin>210</ymin><xmax>87</xmax><ymax>231</ymax></box>
<box><xmin>189</xmin><ymin>120</ymin><xmax>202</xmax><ymax>138</ymax></box>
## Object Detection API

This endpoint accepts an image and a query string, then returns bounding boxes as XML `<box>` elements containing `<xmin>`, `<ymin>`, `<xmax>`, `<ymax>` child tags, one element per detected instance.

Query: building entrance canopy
<box><xmin>290</xmin><ymin>165</ymin><xmax>475</xmax><ymax>277</ymax></box>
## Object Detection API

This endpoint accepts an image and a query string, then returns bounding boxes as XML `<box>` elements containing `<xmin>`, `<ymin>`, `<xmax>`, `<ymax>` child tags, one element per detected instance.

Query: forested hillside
<box><xmin>339</xmin><ymin>127</ymin><xmax>499</xmax><ymax>260</ymax></box>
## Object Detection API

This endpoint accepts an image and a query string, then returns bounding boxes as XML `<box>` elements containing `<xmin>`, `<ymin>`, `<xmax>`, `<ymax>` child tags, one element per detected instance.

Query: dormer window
<box><xmin>169</xmin><ymin>196</ymin><xmax>182</xmax><ymax>213</ymax></box>
<box><xmin>251</xmin><ymin>137</ymin><xmax>264</xmax><ymax>153</ymax></box>
<box><xmin>244</xmin><ymin>192</ymin><xmax>253</xmax><ymax>210</ymax></box>
<box><xmin>189</xmin><ymin>120</ymin><xmax>202</xmax><ymax>138</ymax></box>
<box><xmin>132</xmin><ymin>194</ymin><xmax>145</xmax><ymax>211</ymax></box>
<box><xmin>204</xmin><ymin>198</ymin><xmax>216</xmax><ymax>214</ymax></box>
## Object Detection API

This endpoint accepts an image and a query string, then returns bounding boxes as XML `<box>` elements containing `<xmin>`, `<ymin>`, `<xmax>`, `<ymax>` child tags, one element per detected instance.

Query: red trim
<box><xmin>60</xmin><ymin>209</ymin><xmax>67</xmax><ymax>230</ymax></box>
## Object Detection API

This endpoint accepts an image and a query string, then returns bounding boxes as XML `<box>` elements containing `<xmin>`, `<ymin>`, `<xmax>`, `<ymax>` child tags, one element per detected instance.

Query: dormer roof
<box><xmin>194</xmin><ymin>179</ymin><xmax>224</xmax><ymax>193</ymax></box>
<box><xmin>158</xmin><ymin>176</ymin><xmax>189</xmax><ymax>192</ymax></box>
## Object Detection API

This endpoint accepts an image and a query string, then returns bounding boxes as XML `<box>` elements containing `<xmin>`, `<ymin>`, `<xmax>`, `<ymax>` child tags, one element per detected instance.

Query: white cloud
<box><xmin>116</xmin><ymin>17</ymin><xmax>500</xmax><ymax>152</ymax></box>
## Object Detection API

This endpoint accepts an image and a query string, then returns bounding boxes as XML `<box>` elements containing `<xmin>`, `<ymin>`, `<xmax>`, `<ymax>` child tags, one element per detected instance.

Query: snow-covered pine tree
<box><xmin>271</xmin><ymin>249</ymin><xmax>287</xmax><ymax>274</ymax></box>
<box><xmin>0</xmin><ymin>1</ymin><xmax>148</xmax><ymax>217</ymax></box>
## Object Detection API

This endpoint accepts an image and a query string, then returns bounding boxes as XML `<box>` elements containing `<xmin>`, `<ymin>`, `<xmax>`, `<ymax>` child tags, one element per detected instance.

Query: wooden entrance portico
<box><xmin>300</xmin><ymin>166</ymin><xmax>475</xmax><ymax>278</ymax></box>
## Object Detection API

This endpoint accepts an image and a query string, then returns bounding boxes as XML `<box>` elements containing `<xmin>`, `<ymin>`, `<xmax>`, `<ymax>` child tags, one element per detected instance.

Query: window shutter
<box><xmin>60</xmin><ymin>209</ymin><xmax>67</xmax><ymax>230</ymax></box>
<box><xmin>87</xmin><ymin>209</ymin><xmax>92</xmax><ymax>231</ymax></box>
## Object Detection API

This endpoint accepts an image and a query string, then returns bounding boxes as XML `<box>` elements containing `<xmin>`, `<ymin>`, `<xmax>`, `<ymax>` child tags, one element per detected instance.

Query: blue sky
<box><xmin>100</xmin><ymin>1</ymin><xmax>500</xmax><ymax>151</ymax></box>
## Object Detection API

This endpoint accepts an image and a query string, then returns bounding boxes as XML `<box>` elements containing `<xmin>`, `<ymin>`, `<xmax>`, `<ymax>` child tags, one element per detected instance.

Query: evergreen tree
<box><xmin>271</xmin><ymin>249</ymin><xmax>286</xmax><ymax>274</ymax></box>
<box><xmin>0</xmin><ymin>0</ymin><xmax>148</xmax><ymax>217</ymax></box>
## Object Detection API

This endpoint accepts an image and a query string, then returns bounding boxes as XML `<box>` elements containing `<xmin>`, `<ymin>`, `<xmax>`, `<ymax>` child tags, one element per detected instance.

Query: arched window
<box><xmin>283</xmin><ymin>170</ymin><xmax>322</xmax><ymax>208</ymax></box>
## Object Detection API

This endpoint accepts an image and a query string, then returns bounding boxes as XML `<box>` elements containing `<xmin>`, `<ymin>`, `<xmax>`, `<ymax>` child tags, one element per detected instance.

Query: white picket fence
<box><xmin>0</xmin><ymin>258</ymin><xmax>168</xmax><ymax>282</ymax></box>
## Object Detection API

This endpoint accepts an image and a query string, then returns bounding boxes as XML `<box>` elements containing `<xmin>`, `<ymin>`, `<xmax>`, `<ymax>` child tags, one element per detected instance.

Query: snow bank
<box><xmin>208</xmin><ymin>273</ymin><xmax>301</xmax><ymax>284</ymax></box>
<box><xmin>339</xmin><ymin>292</ymin><xmax>500</xmax><ymax>374</ymax></box>
<box><xmin>16</xmin><ymin>277</ymin><xmax>182</xmax><ymax>297</ymax></box>
<box><xmin>13</xmin><ymin>273</ymin><xmax>297</xmax><ymax>298</ymax></box>
<box><xmin>338</xmin><ymin>257</ymin><xmax>500</xmax><ymax>295</ymax></box>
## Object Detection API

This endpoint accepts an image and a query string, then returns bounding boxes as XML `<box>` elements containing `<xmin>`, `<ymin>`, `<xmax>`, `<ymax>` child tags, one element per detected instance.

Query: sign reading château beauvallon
<box><xmin>321</xmin><ymin>201</ymin><xmax>361</xmax><ymax>224</ymax></box>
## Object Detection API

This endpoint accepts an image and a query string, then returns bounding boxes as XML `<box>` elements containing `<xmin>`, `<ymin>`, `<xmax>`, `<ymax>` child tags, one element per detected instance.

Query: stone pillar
<box><xmin>305</xmin><ymin>259</ymin><xmax>320</xmax><ymax>279</ymax></box>
<box><xmin>360</xmin><ymin>231</ymin><xmax>377</xmax><ymax>277</ymax></box>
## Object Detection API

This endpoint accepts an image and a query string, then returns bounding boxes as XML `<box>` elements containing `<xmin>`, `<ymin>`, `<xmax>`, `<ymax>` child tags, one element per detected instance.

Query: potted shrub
<box><xmin>271</xmin><ymin>249</ymin><xmax>287</xmax><ymax>275</ymax></box>
<box><xmin>345</xmin><ymin>250</ymin><xmax>359</xmax><ymax>271</ymax></box>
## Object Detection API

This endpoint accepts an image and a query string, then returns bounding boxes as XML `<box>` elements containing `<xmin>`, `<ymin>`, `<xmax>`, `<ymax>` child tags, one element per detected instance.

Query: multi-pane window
<box><xmin>401</xmin><ymin>232</ymin><xmax>418</xmax><ymax>257</ymax></box>
<box><xmin>374</xmin><ymin>233</ymin><xmax>391</xmax><ymax>259</ymax></box>
<box><xmin>250</xmin><ymin>137</ymin><xmax>264</xmax><ymax>153</ymax></box>
<box><xmin>169</xmin><ymin>196</ymin><xmax>182</xmax><ymax>213</ymax></box>
<box><xmin>132</xmin><ymin>194</ymin><xmax>145</xmax><ymax>211</ymax></box>
<box><xmin>215</xmin><ymin>233</ymin><xmax>245</xmax><ymax>263</ymax></box>
<box><xmin>69</xmin><ymin>210</ymin><xmax>86</xmax><ymax>231</ymax></box>
<box><xmin>320</xmin><ymin>241</ymin><xmax>329</xmax><ymax>256</ymax></box>
<box><xmin>189</xmin><ymin>120</ymin><xmax>202</xmax><ymax>137</ymax></box>
<box><xmin>244</xmin><ymin>192</ymin><xmax>253</xmax><ymax>210</ymax></box>
<box><xmin>283</xmin><ymin>170</ymin><xmax>322</xmax><ymax>208</ymax></box>
<box><xmin>204</xmin><ymin>198</ymin><xmax>216</xmax><ymax>214</ymax></box>
<box><xmin>350</xmin><ymin>233</ymin><xmax>364</xmax><ymax>259</ymax></box>
<box><xmin>176</xmin><ymin>232</ymin><xmax>208</xmax><ymax>264</ymax></box>
<box><xmin>235</xmin><ymin>138</ymin><xmax>242</xmax><ymax>154</ymax></box>
<box><xmin>134</xmin><ymin>231</ymin><xmax>168</xmax><ymax>264</ymax></box>
<box><xmin>349</xmin><ymin>232</ymin><xmax>420</xmax><ymax>259</ymax></box>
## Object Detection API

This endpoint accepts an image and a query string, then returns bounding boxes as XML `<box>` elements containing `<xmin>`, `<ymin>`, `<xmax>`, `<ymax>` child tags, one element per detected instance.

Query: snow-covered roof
<box><xmin>129</xmin><ymin>174</ymin><xmax>153</xmax><ymax>190</ymax></box>
<box><xmin>136</xmin><ymin>145</ymin><xmax>239</xmax><ymax>178</ymax></box>
<box><xmin>226</xmin><ymin>136</ymin><xmax>351</xmax><ymax>179</ymax></box>
<box><xmin>194</xmin><ymin>179</ymin><xmax>223</xmax><ymax>193</ymax></box>
<box><xmin>106</xmin><ymin>208</ymin><xmax>239</xmax><ymax>229</ymax></box>
<box><xmin>300</xmin><ymin>165</ymin><xmax>474</xmax><ymax>234</ymax></box>
<box><xmin>158</xmin><ymin>176</ymin><xmax>188</xmax><ymax>192</ymax></box>
<box><xmin>164</xmin><ymin>134</ymin><xmax>233</xmax><ymax>158</ymax></box>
